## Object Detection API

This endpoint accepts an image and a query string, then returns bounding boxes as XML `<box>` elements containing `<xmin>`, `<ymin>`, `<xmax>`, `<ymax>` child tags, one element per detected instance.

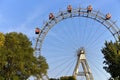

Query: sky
<box><xmin>0</xmin><ymin>0</ymin><xmax>120</xmax><ymax>80</ymax></box>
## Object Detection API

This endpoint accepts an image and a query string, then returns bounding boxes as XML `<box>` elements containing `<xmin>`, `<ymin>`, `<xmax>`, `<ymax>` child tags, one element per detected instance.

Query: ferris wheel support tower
<box><xmin>73</xmin><ymin>48</ymin><xmax>94</xmax><ymax>80</ymax></box>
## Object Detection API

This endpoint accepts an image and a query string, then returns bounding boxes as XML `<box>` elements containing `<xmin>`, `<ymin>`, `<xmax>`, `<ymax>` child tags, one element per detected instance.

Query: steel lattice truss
<box><xmin>34</xmin><ymin>7</ymin><xmax>120</xmax><ymax>79</ymax></box>
<box><xmin>35</xmin><ymin>7</ymin><xmax>120</xmax><ymax>58</ymax></box>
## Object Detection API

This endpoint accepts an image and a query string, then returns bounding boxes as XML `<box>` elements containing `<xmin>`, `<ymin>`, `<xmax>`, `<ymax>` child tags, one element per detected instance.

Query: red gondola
<box><xmin>87</xmin><ymin>5</ymin><xmax>92</xmax><ymax>13</ymax></box>
<box><xmin>49</xmin><ymin>13</ymin><xmax>55</xmax><ymax>20</ymax></box>
<box><xmin>105</xmin><ymin>13</ymin><xmax>111</xmax><ymax>20</ymax></box>
<box><xmin>67</xmin><ymin>5</ymin><xmax>72</xmax><ymax>13</ymax></box>
<box><xmin>35</xmin><ymin>28</ymin><xmax>40</xmax><ymax>34</ymax></box>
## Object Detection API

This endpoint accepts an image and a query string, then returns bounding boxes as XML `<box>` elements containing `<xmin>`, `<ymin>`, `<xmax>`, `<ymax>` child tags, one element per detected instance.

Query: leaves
<box><xmin>49</xmin><ymin>76</ymin><xmax>76</xmax><ymax>80</ymax></box>
<box><xmin>60</xmin><ymin>76</ymin><xmax>76</xmax><ymax>80</ymax></box>
<box><xmin>0</xmin><ymin>32</ymin><xmax>48</xmax><ymax>80</ymax></box>
<box><xmin>101</xmin><ymin>40</ymin><xmax>120</xmax><ymax>79</ymax></box>
<box><xmin>0</xmin><ymin>32</ymin><xmax>5</xmax><ymax>47</ymax></box>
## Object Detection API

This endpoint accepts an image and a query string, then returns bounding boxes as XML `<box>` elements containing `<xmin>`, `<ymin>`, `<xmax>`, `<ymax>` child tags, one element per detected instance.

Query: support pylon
<box><xmin>73</xmin><ymin>47</ymin><xmax>94</xmax><ymax>80</ymax></box>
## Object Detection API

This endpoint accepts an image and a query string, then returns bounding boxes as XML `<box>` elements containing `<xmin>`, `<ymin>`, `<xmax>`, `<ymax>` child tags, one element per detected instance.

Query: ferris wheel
<box><xmin>34</xmin><ymin>5</ymin><xmax>120</xmax><ymax>80</ymax></box>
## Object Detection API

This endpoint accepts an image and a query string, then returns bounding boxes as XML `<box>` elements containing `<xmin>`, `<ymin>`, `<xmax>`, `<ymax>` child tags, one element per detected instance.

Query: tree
<box><xmin>49</xmin><ymin>78</ymin><xmax>59</xmax><ymax>80</ymax></box>
<box><xmin>49</xmin><ymin>76</ymin><xmax>76</xmax><ymax>80</ymax></box>
<box><xmin>101</xmin><ymin>39</ymin><xmax>120</xmax><ymax>80</ymax></box>
<box><xmin>0</xmin><ymin>32</ymin><xmax>48</xmax><ymax>80</ymax></box>
<box><xmin>60</xmin><ymin>76</ymin><xmax>76</xmax><ymax>80</ymax></box>
<box><xmin>0</xmin><ymin>32</ymin><xmax>5</xmax><ymax>47</ymax></box>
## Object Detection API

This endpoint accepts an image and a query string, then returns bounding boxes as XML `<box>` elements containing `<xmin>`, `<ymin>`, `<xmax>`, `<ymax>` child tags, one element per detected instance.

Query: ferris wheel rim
<box><xmin>34</xmin><ymin>6</ymin><xmax>120</xmax><ymax>80</ymax></box>
<box><xmin>35</xmin><ymin>6</ymin><xmax>120</xmax><ymax>57</ymax></box>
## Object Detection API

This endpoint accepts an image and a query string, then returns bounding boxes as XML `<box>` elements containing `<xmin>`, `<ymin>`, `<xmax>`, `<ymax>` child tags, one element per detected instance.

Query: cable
<box><xmin>86</xmin><ymin>26</ymin><xmax>108</xmax><ymax>49</ymax></box>
<box><xmin>65</xmin><ymin>57</ymin><xmax>76</xmax><ymax>76</ymax></box>
<box><xmin>87</xmin><ymin>54</ymin><xmax>110</xmax><ymax>79</ymax></box>
<box><xmin>54</xmin><ymin>56</ymin><xmax>76</xmax><ymax>78</ymax></box>
<box><xmin>48</xmin><ymin>56</ymin><xmax>74</xmax><ymax>76</ymax></box>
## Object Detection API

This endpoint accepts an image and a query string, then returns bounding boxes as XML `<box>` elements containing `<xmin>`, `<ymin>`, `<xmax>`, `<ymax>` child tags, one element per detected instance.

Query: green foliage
<box><xmin>49</xmin><ymin>76</ymin><xmax>76</xmax><ymax>80</ymax></box>
<box><xmin>60</xmin><ymin>76</ymin><xmax>76</xmax><ymax>80</ymax></box>
<box><xmin>49</xmin><ymin>78</ymin><xmax>59</xmax><ymax>80</ymax></box>
<box><xmin>0</xmin><ymin>32</ymin><xmax>48</xmax><ymax>80</ymax></box>
<box><xmin>101</xmin><ymin>40</ymin><xmax>120</xmax><ymax>79</ymax></box>
<box><xmin>0</xmin><ymin>32</ymin><xmax>5</xmax><ymax>47</ymax></box>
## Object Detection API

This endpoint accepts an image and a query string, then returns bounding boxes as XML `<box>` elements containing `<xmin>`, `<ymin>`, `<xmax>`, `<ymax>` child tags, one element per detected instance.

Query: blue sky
<box><xmin>0</xmin><ymin>0</ymin><xmax>120</xmax><ymax>80</ymax></box>
<box><xmin>0</xmin><ymin>0</ymin><xmax>120</xmax><ymax>35</ymax></box>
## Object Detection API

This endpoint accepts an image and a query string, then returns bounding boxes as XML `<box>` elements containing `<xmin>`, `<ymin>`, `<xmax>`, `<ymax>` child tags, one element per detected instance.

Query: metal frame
<box><xmin>35</xmin><ymin>7</ymin><xmax>120</xmax><ymax>56</ymax></box>
<box><xmin>34</xmin><ymin>6</ymin><xmax>120</xmax><ymax>79</ymax></box>
<box><xmin>73</xmin><ymin>48</ymin><xmax>94</xmax><ymax>80</ymax></box>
